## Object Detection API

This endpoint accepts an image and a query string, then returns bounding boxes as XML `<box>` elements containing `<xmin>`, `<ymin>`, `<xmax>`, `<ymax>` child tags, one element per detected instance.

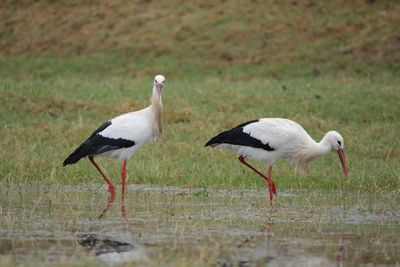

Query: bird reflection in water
<box><xmin>97</xmin><ymin>191</ymin><xmax>116</xmax><ymax>219</ymax></box>
<box><xmin>77</xmin><ymin>192</ymin><xmax>147</xmax><ymax>264</ymax></box>
<box><xmin>218</xmin><ymin>220</ymin><xmax>343</xmax><ymax>267</ymax></box>
<box><xmin>336</xmin><ymin>235</ymin><xmax>347</xmax><ymax>267</ymax></box>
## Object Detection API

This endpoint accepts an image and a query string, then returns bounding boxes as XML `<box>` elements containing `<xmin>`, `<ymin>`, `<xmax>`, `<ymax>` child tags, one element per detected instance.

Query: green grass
<box><xmin>1</xmin><ymin>54</ymin><xmax>399</xmax><ymax>196</ymax></box>
<box><xmin>0</xmin><ymin>0</ymin><xmax>399</xmax><ymax>196</ymax></box>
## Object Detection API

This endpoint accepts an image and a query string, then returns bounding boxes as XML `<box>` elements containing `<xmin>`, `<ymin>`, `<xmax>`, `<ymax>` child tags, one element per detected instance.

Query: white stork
<box><xmin>63</xmin><ymin>75</ymin><xmax>166</xmax><ymax>196</ymax></box>
<box><xmin>205</xmin><ymin>118</ymin><xmax>348</xmax><ymax>205</ymax></box>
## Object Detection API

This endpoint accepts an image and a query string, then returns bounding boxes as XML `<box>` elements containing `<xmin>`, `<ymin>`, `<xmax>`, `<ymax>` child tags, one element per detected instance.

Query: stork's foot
<box><xmin>268</xmin><ymin>183</ymin><xmax>278</xmax><ymax>207</ymax></box>
<box><xmin>271</xmin><ymin>181</ymin><xmax>277</xmax><ymax>196</ymax></box>
<box><xmin>264</xmin><ymin>178</ymin><xmax>277</xmax><ymax>206</ymax></box>
<box><xmin>267</xmin><ymin>187</ymin><xmax>274</xmax><ymax>206</ymax></box>
<box><xmin>107</xmin><ymin>185</ymin><xmax>115</xmax><ymax>194</ymax></box>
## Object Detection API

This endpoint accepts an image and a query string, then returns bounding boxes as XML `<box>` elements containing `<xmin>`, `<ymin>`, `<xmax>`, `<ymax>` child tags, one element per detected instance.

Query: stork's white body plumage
<box><xmin>205</xmin><ymin>118</ymin><xmax>348</xmax><ymax>204</ymax></box>
<box><xmin>63</xmin><ymin>75</ymin><xmax>165</xmax><ymax>196</ymax></box>
<box><xmin>98</xmin><ymin>106</ymin><xmax>158</xmax><ymax>160</ymax></box>
<box><xmin>218</xmin><ymin>118</ymin><xmax>333</xmax><ymax>174</ymax></box>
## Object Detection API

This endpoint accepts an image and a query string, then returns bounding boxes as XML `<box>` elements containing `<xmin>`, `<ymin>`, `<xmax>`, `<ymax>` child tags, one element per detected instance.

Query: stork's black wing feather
<box><xmin>63</xmin><ymin>121</ymin><xmax>135</xmax><ymax>166</ymax></box>
<box><xmin>205</xmin><ymin>119</ymin><xmax>274</xmax><ymax>151</ymax></box>
<box><xmin>89</xmin><ymin>121</ymin><xmax>113</xmax><ymax>138</ymax></box>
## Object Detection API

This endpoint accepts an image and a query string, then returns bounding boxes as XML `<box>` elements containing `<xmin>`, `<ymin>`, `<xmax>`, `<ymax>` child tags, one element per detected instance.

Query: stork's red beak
<box><xmin>156</xmin><ymin>83</ymin><xmax>163</xmax><ymax>92</ymax></box>
<box><xmin>337</xmin><ymin>148</ymin><xmax>348</xmax><ymax>177</ymax></box>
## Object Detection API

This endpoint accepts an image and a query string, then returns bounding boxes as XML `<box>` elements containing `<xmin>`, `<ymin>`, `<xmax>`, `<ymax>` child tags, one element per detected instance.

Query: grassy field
<box><xmin>0</xmin><ymin>1</ymin><xmax>399</xmax><ymax>196</ymax></box>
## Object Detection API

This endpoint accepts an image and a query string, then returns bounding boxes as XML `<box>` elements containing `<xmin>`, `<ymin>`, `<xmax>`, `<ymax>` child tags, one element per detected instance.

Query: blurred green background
<box><xmin>0</xmin><ymin>0</ymin><xmax>399</xmax><ymax>195</ymax></box>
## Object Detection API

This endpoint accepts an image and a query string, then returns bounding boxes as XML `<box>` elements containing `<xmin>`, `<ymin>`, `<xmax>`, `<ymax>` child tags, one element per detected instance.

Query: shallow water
<box><xmin>0</xmin><ymin>185</ymin><xmax>399</xmax><ymax>266</ymax></box>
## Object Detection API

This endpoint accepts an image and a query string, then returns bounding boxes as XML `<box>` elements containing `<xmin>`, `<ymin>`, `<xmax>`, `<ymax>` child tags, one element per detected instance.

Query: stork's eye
<box><xmin>337</xmin><ymin>140</ymin><xmax>342</xmax><ymax>146</ymax></box>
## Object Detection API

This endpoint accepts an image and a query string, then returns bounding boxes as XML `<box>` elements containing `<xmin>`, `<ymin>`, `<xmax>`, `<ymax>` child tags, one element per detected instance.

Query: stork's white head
<box><xmin>325</xmin><ymin>131</ymin><xmax>344</xmax><ymax>151</ymax></box>
<box><xmin>325</xmin><ymin>130</ymin><xmax>347</xmax><ymax>176</ymax></box>
<box><xmin>154</xmin><ymin>74</ymin><xmax>165</xmax><ymax>93</ymax></box>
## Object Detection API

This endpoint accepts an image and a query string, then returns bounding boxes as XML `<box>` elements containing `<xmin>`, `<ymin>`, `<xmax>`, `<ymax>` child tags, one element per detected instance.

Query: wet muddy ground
<box><xmin>0</xmin><ymin>185</ymin><xmax>399</xmax><ymax>266</ymax></box>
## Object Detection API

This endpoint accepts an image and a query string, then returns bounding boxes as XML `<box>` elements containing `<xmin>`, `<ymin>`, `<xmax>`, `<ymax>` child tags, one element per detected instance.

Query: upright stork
<box><xmin>205</xmin><ymin>118</ymin><xmax>348</xmax><ymax>205</ymax></box>
<box><xmin>63</xmin><ymin>75</ymin><xmax>166</xmax><ymax>197</ymax></box>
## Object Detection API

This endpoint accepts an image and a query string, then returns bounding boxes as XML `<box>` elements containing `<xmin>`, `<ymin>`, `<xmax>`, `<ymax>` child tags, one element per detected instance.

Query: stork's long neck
<box><xmin>295</xmin><ymin>135</ymin><xmax>332</xmax><ymax>175</ymax></box>
<box><xmin>307</xmin><ymin>135</ymin><xmax>332</xmax><ymax>160</ymax></box>
<box><xmin>151</xmin><ymin>85</ymin><xmax>163</xmax><ymax>139</ymax></box>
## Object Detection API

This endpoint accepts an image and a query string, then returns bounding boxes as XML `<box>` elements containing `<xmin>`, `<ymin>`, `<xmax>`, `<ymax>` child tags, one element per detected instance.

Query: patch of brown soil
<box><xmin>0</xmin><ymin>0</ymin><xmax>399</xmax><ymax>68</ymax></box>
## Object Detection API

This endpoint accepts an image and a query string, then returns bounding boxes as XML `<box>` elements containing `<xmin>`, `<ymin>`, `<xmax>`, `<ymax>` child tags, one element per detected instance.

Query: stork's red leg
<box><xmin>88</xmin><ymin>156</ymin><xmax>115</xmax><ymax>194</ymax></box>
<box><xmin>268</xmin><ymin>166</ymin><xmax>277</xmax><ymax>195</ymax></box>
<box><xmin>238</xmin><ymin>155</ymin><xmax>276</xmax><ymax>205</ymax></box>
<box><xmin>121</xmin><ymin>160</ymin><xmax>127</xmax><ymax>200</ymax></box>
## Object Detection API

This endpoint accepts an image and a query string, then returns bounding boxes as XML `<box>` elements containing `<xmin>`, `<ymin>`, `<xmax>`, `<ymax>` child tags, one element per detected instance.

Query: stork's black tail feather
<box><xmin>205</xmin><ymin>119</ymin><xmax>260</xmax><ymax>147</ymax></box>
<box><xmin>63</xmin><ymin>141</ymin><xmax>91</xmax><ymax>166</ymax></box>
<box><xmin>204</xmin><ymin>119</ymin><xmax>274</xmax><ymax>151</ymax></box>
<box><xmin>63</xmin><ymin>131</ymin><xmax>136</xmax><ymax>166</ymax></box>
<box><xmin>204</xmin><ymin>131</ymin><xmax>230</xmax><ymax>147</ymax></box>
<box><xmin>63</xmin><ymin>121</ymin><xmax>114</xmax><ymax>166</ymax></box>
